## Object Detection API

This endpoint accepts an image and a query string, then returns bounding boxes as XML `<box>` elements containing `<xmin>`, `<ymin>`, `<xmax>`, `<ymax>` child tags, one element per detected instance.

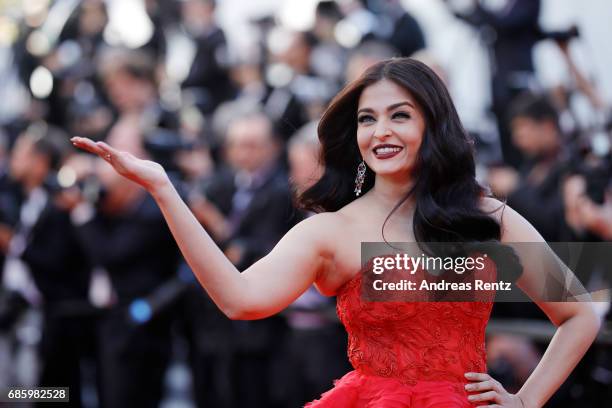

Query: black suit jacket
<box><xmin>203</xmin><ymin>165</ymin><xmax>301</xmax><ymax>271</ymax></box>
<box><xmin>456</xmin><ymin>0</ymin><xmax>541</xmax><ymax>76</ymax></box>
<box><xmin>75</xmin><ymin>193</ymin><xmax>180</xmax><ymax>303</ymax></box>
<box><xmin>21</xmin><ymin>198</ymin><xmax>91</xmax><ymax>305</ymax></box>
<box><xmin>181</xmin><ymin>27</ymin><xmax>236</xmax><ymax>114</ymax></box>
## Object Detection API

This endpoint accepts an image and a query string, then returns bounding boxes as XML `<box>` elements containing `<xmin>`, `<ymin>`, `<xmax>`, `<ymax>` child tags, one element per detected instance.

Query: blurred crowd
<box><xmin>0</xmin><ymin>0</ymin><xmax>610</xmax><ymax>407</ymax></box>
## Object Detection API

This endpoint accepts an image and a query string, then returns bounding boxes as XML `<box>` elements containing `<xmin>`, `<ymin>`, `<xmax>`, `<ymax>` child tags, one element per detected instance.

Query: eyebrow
<box><xmin>357</xmin><ymin>101</ymin><xmax>415</xmax><ymax>115</ymax></box>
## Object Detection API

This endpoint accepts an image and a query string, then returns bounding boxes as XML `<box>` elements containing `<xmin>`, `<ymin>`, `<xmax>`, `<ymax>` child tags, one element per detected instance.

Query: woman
<box><xmin>72</xmin><ymin>58</ymin><xmax>600</xmax><ymax>407</ymax></box>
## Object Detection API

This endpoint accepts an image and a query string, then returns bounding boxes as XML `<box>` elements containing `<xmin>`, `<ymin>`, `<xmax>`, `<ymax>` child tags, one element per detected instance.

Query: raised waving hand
<box><xmin>71</xmin><ymin>136</ymin><xmax>168</xmax><ymax>193</ymax></box>
<box><xmin>70</xmin><ymin>136</ymin><xmax>326</xmax><ymax>320</ymax></box>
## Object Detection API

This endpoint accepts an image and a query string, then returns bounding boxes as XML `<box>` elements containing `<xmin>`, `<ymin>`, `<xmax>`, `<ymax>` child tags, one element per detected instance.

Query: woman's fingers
<box><xmin>468</xmin><ymin>390</ymin><xmax>499</xmax><ymax>402</ymax></box>
<box><xmin>96</xmin><ymin>141</ymin><xmax>122</xmax><ymax>157</ymax></box>
<box><xmin>464</xmin><ymin>372</ymin><xmax>513</xmax><ymax>405</ymax></box>
<box><xmin>71</xmin><ymin>136</ymin><xmax>106</xmax><ymax>157</ymax></box>
<box><xmin>71</xmin><ymin>137</ymin><xmax>131</xmax><ymax>170</ymax></box>
<box><xmin>465</xmin><ymin>372</ymin><xmax>491</xmax><ymax>382</ymax></box>
<box><xmin>95</xmin><ymin>141</ymin><xmax>119</xmax><ymax>161</ymax></box>
<box><xmin>465</xmin><ymin>379</ymin><xmax>500</xmax><ymax>392</ymax></box>
<box><xmin>71</xmin><ymin>137</ymin><xmax>125</xmax><ymax>164</ymax></box>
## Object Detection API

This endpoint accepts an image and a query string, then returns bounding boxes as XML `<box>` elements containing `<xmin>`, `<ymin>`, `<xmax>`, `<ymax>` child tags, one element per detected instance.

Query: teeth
<box><xmin>375</xmin><ymin>147</ymin><xmax>402</xmax><ymax>154</ymax></box>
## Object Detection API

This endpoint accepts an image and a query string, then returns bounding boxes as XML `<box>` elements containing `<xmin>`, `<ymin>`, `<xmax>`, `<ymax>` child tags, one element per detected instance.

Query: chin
<box><xmin>367</xmin><ymin>157</ymin><xmax>410</xmax><ymax>174</ymax></box>
<box><xmin>370</xmin><ymin>166</ymin><xmax>412</xmax><ymax>180</ymax></box>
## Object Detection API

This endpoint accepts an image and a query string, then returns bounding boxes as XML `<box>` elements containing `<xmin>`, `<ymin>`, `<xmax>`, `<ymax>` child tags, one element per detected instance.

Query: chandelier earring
<box><xmin>354</xmin><ymin>160</ymin><xmax>367</xmax><ymax>196</ymax></box>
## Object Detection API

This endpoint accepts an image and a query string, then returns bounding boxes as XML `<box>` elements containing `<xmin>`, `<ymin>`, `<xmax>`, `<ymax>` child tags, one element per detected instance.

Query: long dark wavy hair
<box><xmin>299</xmin><ymin>58</ymin><xmax>502</xmax><ymax>244</ymax></box>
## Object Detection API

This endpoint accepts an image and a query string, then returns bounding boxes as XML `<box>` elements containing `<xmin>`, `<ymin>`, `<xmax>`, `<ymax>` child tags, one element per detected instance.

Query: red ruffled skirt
<box><xmin>305</xmin><ymin>370</ymin><xmax>481</xmax><ymax>407</ymax></box>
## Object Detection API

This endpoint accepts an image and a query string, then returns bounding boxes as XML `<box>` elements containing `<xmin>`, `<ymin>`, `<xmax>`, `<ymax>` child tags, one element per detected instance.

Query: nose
<box><xmin>373</xmin><ymin>120</ymin><xmax>392</xmax><ymax>140</ymax></box>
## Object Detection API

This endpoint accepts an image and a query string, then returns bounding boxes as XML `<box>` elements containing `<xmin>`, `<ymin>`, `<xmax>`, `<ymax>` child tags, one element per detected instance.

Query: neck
<box><xmin>367</xmin><ymin>173</ymin><xmax>416</xmax><ymax>215</ymax></box>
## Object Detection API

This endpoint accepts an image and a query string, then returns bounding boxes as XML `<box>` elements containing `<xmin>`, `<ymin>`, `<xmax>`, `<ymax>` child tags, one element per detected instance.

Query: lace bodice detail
<box><xmin>335</xmin><ymin>257</ymin><xmax>497</xmax><ymax>386</ymax></box>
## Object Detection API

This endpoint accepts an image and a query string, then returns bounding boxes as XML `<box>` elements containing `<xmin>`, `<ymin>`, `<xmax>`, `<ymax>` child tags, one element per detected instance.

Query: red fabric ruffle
<box><xmin>305</xmin><ymin>370</ymin><xmax>484</xmax><ymax>407</ymax></box>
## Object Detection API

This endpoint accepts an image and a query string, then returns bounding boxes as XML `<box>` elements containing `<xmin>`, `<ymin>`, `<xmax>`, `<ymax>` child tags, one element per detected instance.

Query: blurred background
<box><xmin>0</xmin><ymin>0</ymin><xmax>611</xmax><ymax>407</ymax></box>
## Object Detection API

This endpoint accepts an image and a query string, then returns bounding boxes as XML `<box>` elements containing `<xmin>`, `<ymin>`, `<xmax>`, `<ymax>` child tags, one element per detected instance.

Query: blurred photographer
<box><xmin>446</xmin><ymin>0</ymin><xmax>541</xmax><ymax>168</ymax></box>
<box><xmin>0</xmin><ymin>129</ymin><xmax>26</xmax><ymax>330</ymax></box>
<box><xmin>98</xmin><ymin>48</ymin><xmax>179</xmax><ymax>132</ymax></box>
<box><xmin>190</xmin><ymin>112</ymin><xmax>298</xmax><ymax>407</ymax></box>
<box><xmin>180</xmin><ymin>0</ymin><xmax>236</xmax><ymax>115</ymax></box>
<box><xmin>561</xmin><ymin>154</ymin><xmax>612</xmax><ymax>406</ymax></box>
<box><xmin>72</xmin><ymin>115</ymin><xmax>181</xmax><ymax>408</ymax></box>
<box><xmin>564</xmin><ymin>177</ymin><xmax>612</xmax><ymax>241</ymax></box>
<box><xmin>1</xmin><ymin>122</ymin><xmax>95</xmax><ymax>407</ymax></box>
<box><xmin>487</xmin><ymin>92</ymin><xmax>572</xmax><ymax>241</ymax></box>
<box><xmin>274</xmin><ymin>121</ymin><xmax>350</xmax><ymax>406</ymax></box>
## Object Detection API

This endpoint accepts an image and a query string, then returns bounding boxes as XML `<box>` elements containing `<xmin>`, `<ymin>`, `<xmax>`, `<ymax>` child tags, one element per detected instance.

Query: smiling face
<box><xmin>356</xmin><ymin>79</ymin><xmax>426</xmax><ymax>180</ymax></box>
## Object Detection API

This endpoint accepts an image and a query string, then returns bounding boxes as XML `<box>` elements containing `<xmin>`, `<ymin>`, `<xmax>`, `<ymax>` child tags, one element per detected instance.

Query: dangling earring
<box><xmin>354</xmin><ymin>160</ymin><xmax>366</xmax><ymax>196</ymax></box>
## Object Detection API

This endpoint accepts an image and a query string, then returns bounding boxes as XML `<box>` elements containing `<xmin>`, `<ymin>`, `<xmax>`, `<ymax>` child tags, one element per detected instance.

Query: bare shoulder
<box><xmin>336</xmin><ymin>196</ymin><xmax>369</xmax><ymax>219</ymax></box>
<box><xmin>288</xmin><ymin>211</ymin><xmax>348</xmax><ymax>249</ymax></box>
<box><xmin>294</xmin><ymin>211</ymin><xmax>345</xmax><ymax>232</ymax></box>
<box><xmin>478</xmin><ymin>196</ymin><xmax>544</xmax><ymax>242</ymax></box>
<box><xmin>480</xmin><ymin>197</ymin><xmax>510</xmax><ymax>223</ymax></box>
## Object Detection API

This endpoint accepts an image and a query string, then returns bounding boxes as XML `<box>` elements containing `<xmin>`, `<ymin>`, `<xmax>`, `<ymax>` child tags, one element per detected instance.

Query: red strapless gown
<box><xmin>306</xmin><ymin>257</ymin><xmax>497</xmax><ymax>407</ymax></box>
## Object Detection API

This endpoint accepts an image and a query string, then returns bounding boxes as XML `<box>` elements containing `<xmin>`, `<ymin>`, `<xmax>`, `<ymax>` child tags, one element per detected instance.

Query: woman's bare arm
<box><xmin>486</xmin><ymin>198</ymin><xmax>601</xmax><ymax>408</ymax></box>
<box><xmin>71</xmin><ymin>137</ymin><xmax>332</xmax><ymax>320</ymax></box>
<box><xmin>152</xmin><ymin>180</ymin><xmax>332</xmax><ymax>319</ymax></box>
